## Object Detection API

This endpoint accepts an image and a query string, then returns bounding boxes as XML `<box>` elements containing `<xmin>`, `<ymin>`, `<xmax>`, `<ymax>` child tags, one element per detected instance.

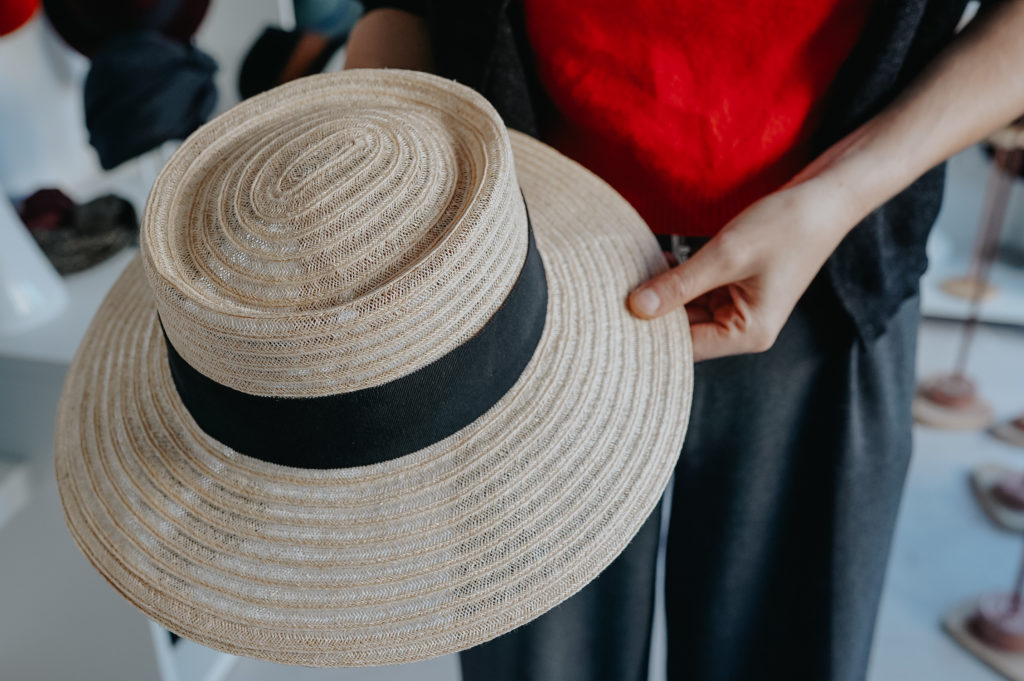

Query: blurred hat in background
<box><xmin>41</xmin><ymin>0</ymin><xmax>208</xmax><ymax>56</ymax></box>
<box><xmin>0</xmin><ymin>0</ymin><xmax>38</xmax><ymax>36</ymax></box>
<box><xmin>84</xmin><ymin>29</ymin><xmax>216</xmax><ymax>169</ymax></box>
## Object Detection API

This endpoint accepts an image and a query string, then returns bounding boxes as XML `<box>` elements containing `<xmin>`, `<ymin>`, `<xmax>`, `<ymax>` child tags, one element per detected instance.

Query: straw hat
<box><xmin>54</xmin><ymin>69</ymin><xmax>692</xmax><ymax>666</ymax></box>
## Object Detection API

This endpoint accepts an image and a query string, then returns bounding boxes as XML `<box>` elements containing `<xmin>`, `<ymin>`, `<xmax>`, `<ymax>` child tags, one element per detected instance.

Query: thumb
<box><xmin>627</xmin><ymin>238</ymin><xmax>741</xmax><ymax>319</ymax></box>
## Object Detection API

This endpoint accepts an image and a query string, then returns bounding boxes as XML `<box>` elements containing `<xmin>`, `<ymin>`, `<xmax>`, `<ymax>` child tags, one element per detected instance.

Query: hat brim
<box><xmin>55</xmin><ymin>130</ymin><xmax>692</xmax><ymax>666</ymax></box>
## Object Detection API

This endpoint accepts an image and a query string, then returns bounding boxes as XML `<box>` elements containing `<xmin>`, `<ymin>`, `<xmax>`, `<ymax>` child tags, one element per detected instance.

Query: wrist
<box><xmin>787</xmin><ymin>172</ymin><xmax>866</xmax><ymax>246</ymax></box>
<box><xmin>795</xmin><ymin>123</ymin><xmax>902</xmax><ymax>240</ymax></box>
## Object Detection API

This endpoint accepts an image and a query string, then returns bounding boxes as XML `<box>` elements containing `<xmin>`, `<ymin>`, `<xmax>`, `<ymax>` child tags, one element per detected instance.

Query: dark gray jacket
<box><xmin>366</xmin><ymin>0</ymin><xmax>979</xmax><ymax>339</ymax></box>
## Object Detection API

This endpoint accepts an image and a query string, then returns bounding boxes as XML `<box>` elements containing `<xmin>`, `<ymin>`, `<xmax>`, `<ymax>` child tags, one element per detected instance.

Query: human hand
<box><xmin>627</xmin><ymin>178</ymin><xmax>859</xmax><ymax>361</ymax></box>
<box><xmin>629</xmin><ymin>0</ymin><xmax>1024</xmax><ymax>361</ymax></box>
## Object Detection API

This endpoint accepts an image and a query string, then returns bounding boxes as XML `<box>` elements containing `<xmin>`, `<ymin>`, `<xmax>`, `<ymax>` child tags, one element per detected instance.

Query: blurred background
<box><xmin>1</xmin><ymin>1</ymin><xmax>1023</xmax><ymax>680</ymax></box>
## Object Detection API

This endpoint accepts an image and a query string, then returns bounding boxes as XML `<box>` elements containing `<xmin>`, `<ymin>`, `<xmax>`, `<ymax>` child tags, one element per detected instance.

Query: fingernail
<box><xmin>631</xmin><ymin>288</ymin><xmax>661</xmax><ymax>316</ymax></box>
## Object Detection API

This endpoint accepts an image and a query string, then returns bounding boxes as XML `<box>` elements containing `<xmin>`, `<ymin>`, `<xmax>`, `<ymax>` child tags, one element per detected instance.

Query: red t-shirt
<box><xmin>524</xmin><ymin>1</ymin><xmax>871</xmax><ymax>236</ymax></box>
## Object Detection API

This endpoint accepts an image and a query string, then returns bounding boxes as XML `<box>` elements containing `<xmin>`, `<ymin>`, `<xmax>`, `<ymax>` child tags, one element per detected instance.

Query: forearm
<box><xmin>344</xmin><ymin>8</ymin><xmax>434</xmax><ymax>71</ymax></box>
<box><xmin>801</xmin><ymin>0</ymin><xmax>1024</xmax><ymax>233</ymax></box>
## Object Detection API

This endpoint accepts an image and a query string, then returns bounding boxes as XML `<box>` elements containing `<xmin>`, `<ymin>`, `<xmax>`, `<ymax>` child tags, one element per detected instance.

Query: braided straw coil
<box><xmin>54</xmin><ymin>69</ymin><xmax>693</xmax><ymax>666</ymax></box>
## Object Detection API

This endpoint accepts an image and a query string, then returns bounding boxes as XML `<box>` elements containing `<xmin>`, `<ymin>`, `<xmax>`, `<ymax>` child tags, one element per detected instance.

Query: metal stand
<box><xmin>914</xmin><ymin>146</ymin><xmax>1024</xmax><ymax>430</ymax></box>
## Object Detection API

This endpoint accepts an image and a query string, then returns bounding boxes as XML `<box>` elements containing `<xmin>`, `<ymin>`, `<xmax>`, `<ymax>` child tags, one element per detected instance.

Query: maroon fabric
<box><xmin>41</xmin><ymin>0</ymin><xmax>209</xmax><ymax>56</ymax></box>
<box><xmin>17</xmin><ymin>188</ymin><xmax>74</xmax><ymax>232</ymax></box>
<box><xmin>25</xmin><ymin>193</ymin><xmax>139</xmax><ymax>274</ymax></box>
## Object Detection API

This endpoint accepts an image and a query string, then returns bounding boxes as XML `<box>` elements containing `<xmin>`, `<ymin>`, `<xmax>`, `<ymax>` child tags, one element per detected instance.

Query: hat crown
<box><xmin>142</xmin><ymin>72</ymin><xmax>529</xmax><ymax>397</ymax></box>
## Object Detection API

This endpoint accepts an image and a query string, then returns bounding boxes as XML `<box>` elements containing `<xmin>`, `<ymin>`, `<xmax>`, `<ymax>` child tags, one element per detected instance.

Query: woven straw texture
<box><xmin>54</xmin><ymin>70</ymin><xmax>693</xmax><ymax>666</ymax></box>
<box><xmin>144</xmin><ymin>70</ymin><xmax>527</xmax><ymax>397</ymax></box>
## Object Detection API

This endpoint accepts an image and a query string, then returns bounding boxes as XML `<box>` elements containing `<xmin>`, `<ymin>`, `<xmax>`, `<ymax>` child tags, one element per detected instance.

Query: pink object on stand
<box><xmin>993</xmin><ymin>474</ymin><xmax>1024</xmax><ymax>512</ymax></box>
<box><xmin>914</xmin><ymin>146</ymin><xmax>1023</xmax><ymax>430</ymax></box>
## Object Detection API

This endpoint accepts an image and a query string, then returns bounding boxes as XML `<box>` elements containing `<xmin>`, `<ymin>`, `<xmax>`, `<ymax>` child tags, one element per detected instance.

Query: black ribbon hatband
<box><xmin>164</xmin><ymin>225</ymin><xmax>547</xmax><ymax>469</ymax></box>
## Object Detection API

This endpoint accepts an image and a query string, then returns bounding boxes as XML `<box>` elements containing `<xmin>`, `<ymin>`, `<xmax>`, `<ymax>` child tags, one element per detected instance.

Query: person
<box><xmin>343</xmin><ymin>2</ymin><xmax>1024</xmax><ymax>680</ymax></box>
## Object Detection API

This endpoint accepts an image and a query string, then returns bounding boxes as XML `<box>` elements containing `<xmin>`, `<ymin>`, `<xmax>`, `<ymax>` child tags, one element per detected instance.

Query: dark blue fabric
<box><xmin>663</xmin><ymin>286</ymin><xmax>918</xmax><ymax>681</ymax></box>
<box><xmin>460</xmin><ymin>500</ymin><xmax>663</xmax><ymax>681</ymax></box>
<box><xmin>84</xmin><ymin>30</ymin><xmax>217</xmax><ymax>169</ymax></box>
<box><xmin>459</xmin><ymin>279</ymin><xmax>920</xmax><ymax>681</ymax></box>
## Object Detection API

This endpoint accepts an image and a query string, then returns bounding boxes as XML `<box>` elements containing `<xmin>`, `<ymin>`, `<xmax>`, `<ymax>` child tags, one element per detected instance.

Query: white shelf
<box><xmin>922</xmin><ymin>147</ymin><xmax>1024</xmax><ymax>326</ymax></box>
<box><xmin>921</xmin><ymin>257</ymin><xmax>1024</xmax><ymax>326</ymax></box>
<box><xmin>0</xmin><ymin>247</ymin><xmax>138</xmax><ymax>366</ymax></box>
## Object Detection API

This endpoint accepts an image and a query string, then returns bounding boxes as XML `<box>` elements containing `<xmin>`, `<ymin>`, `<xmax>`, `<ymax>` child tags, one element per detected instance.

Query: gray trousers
<box><xmin>460</xmin><ymin>278</ymin><xmax>919</xmax><ymax>681</ymax></box>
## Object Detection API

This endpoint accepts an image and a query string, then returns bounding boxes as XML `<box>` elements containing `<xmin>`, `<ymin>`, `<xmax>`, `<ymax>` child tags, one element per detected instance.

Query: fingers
<box><xmin>689</xmin><ymin>287</ymin><xmax>781</xmax><ymax>361</ymax></box>
<box><xmin>669</xmin><ymin>286</ymin><xmax>780</xmax><ymax>361</ymax></box>
<box><xmin>627</xmin><ymin>236</ymin><xmax>745</xmax><ymax>319</ymax></box>
<box><xmin>689</xmin><ymin>322</ymin><xmax>737</xmax><ymax>362</ymax></box>
<box><xmin>687</xmin><ymin>305</ymin><xmax>713</xmax><ymax>324</ymax></box>
<box><xmin>627</xmin><ymin>232</ymin><xmax>785</xmax><ymax>361</ymax></box>
<box><xmin>691</xmin><ymin>320</ymin><xmax>780</xmax><ymax>361</ymax></box>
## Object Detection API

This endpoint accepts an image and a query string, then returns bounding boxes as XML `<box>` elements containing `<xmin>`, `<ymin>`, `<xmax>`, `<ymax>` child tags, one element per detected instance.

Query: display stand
<box><xmin>973</xmin><ymin>463</ymin><xmax>1024</xmax><ymax>532</ymax></box>
<box><xmin>915</xmin><ymin>142</ymin><xmax>1024</xmax><ymax>430</ymax></box>
<box><xmin>995</xmin><ymin>416</ymin><xmax>1024</xmax><ymax>449</ymax></box>
<box><xmin>947</xmin><ymin>536</ymin><xmax>1024</xmax><ymax>680</ymax></box>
